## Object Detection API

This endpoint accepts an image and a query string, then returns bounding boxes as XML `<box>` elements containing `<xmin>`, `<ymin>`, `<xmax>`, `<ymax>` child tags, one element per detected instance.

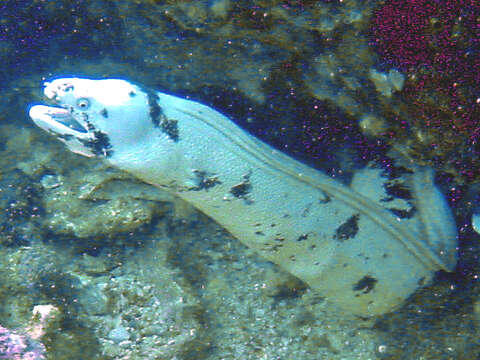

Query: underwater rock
<box><xmin>368</xmin><ymin>68</ymin><xmax>405</xmax><ymax>98</ymax></box>
<box><xmin>0</xmin><ymin>169</ymin><xmax>43</xmax><ymax>247</ymax></box>
<box><xmin>40</xmin><ymin>169</ymin><xmax>170</xmax><ymax>240</ymax></box>
<box><xmin>89</xmin><ymin>240</ymin><xmax>202</xmax><ymax>359</ymax></box>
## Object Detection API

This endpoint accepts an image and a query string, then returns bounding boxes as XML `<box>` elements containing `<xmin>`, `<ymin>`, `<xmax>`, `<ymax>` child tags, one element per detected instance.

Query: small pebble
<box><xmin>108</xmin><ymin>326</ymin><xmax>130</xmax><ymax>343</ymax></box>
<box><xmin>40</xmin><ymin>174</ymin><xmax>62</xmax><ymax>189</ymax></box>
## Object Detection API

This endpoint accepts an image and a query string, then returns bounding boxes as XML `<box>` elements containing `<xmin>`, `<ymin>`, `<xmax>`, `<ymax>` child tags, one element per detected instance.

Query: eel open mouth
<box><xmin>29</xmin><ymin>103</ymin><xmax>98</xmax><ymax>157</ymax></box>
<box><xmin>29</xmin><ymin>105</ymin><xmax>87</xmax><ymax>135</ymax></box>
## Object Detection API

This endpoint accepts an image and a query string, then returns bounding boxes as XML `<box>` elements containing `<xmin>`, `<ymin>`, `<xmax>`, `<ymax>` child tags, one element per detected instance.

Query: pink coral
<box><xmin>370</xmin><ymin>0</ymin><xmax>480</xmax><ymax>181</ymax></box>
<box><xmin>370</xmin><ymin>0</ymin><xmax>479</xmax><ymax>72</ymax></box>
<box><xmin>0</xmin><ymin>304</ymin><xmax>59</xmax><ymax>359</ymax></box>
<box><xmin>0</xmin><ymin>325</ymin><xmax>45</xmax><ymax>360</ymax></box>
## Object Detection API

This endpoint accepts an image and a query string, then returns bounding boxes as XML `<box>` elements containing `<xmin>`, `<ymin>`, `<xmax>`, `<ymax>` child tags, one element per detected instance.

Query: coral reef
<box><xmin>90</xmin><ymin>240</ymin><xmax>203</xmax><ymax>359</ymax></box>
<box><xmin>40</xmin><ymin>171</ymin><xmax>170</xmax><ymax>241</ymax></box>
<box><xmin>0</xmin><ymin>325</ymin><xmax>45</xmax><ymax>360</ymax></box>
<box><xmin>370</xmin><ymin>0</ymin><xmax>480</xmax><ymax>182</ymax></box>
<box><xmin>0</xmin><ymin>304</ymin><xmax>60</xmax><ymax>360</ymax></box>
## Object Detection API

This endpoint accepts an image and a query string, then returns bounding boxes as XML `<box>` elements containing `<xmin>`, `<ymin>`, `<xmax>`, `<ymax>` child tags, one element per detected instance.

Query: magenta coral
<box><xmin>0</xmin><ymin>325</ymin><xmax>45</xmax><ymax>360</ymax></box>
<box><xmin>370</xmin><ymin>0</ymin><xmax>479</xmax><ymax>72</ymax></box>
<box><xmin>370</xmin><ymin>0</ymin><xmax>480</xmax><ymax>180</ymax></box>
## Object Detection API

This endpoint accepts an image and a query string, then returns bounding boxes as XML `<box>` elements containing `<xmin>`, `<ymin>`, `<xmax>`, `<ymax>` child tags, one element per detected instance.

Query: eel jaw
<box><xmin>29</xmin><ymin>104</ymin><xmax>96</xmax><ymax>157</ymax></box>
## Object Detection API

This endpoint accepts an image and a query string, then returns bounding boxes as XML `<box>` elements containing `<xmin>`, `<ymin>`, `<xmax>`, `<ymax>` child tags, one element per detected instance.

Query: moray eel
<box><xmin>29</xmin><ymin>78</ymin><xmax>458</xmax><ymax>316</ymax></box>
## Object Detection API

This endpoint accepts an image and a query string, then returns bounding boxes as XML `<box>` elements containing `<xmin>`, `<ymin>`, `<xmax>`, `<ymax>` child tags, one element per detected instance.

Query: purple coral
<box><xmin>0</xmin><ymin>325</ymin><xmax>45</xmax><ymax>360</ymax></box>
<box><xmin>370</xmin><ymin>0</ymin><xmax>479</xmax><ymax>72</ymax></box>
<box><xmin>370</xmin><ymin>0</ymin><xmax>480</xmax><ymax>180</ymax></box>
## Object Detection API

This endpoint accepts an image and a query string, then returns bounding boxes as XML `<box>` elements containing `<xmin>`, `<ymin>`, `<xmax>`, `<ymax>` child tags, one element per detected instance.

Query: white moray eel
<box><xmin>29</xmin><ymin>78</ymin><xmax>458</xmax><ymax>316</ymax></box>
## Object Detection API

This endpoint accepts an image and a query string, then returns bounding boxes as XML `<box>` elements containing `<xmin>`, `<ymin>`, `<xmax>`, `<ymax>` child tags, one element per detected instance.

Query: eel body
<box><xmin>29</xmin><ymin>78</ymin><xmax>458</xmax><ymax>316</ymax></box>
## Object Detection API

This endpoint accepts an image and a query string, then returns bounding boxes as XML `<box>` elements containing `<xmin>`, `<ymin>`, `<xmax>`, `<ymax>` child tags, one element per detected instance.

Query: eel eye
<box><xmin>77</xmin><ymin>98</ymin><xmax>90</xmax><ymax>109</ymax></box>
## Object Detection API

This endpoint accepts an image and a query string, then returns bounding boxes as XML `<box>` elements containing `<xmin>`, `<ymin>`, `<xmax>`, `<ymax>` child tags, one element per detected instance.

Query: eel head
<box><xmin>29</xmin><ymin>78</ymin><xmax>151</xmax><ymax>158</ymax></box>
